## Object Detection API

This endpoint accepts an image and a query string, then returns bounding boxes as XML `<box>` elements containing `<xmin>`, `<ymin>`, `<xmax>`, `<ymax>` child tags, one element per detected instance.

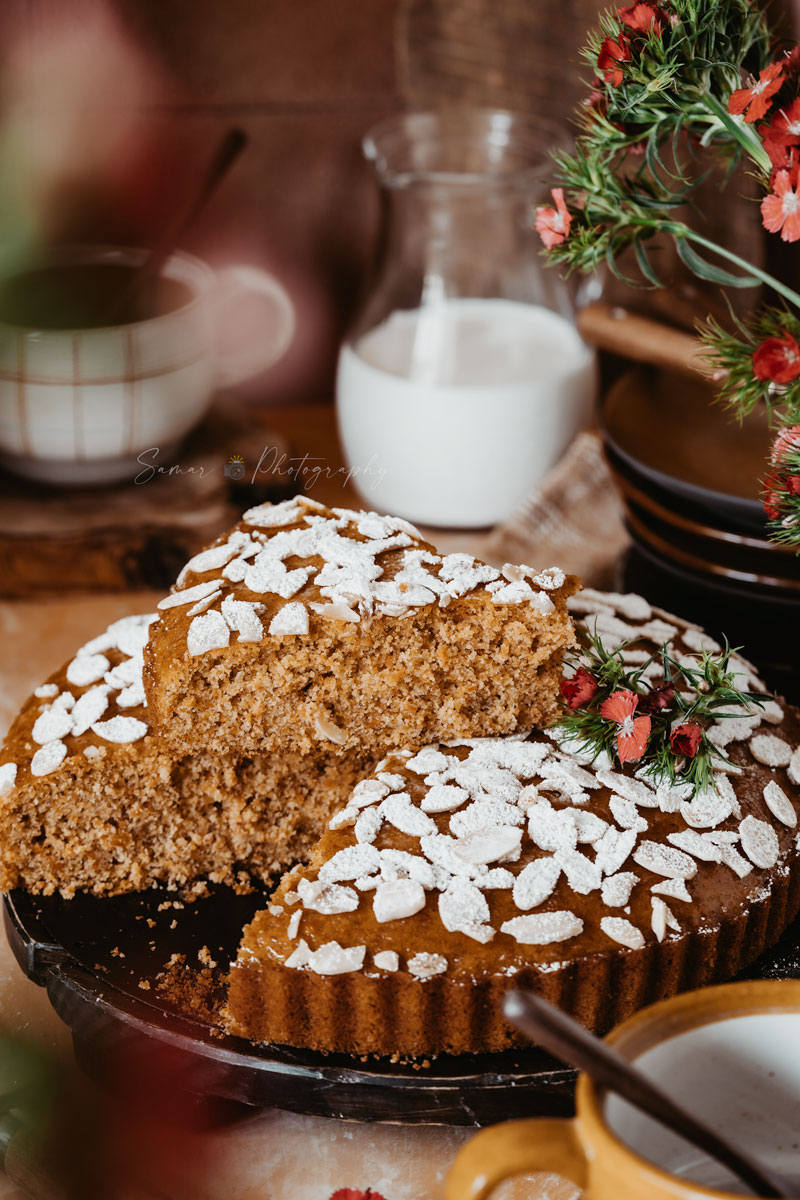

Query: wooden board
<box><xmin>0</xmin><ymin>400</ymin><xmax>292</xmax><ymax>598</ymax></box>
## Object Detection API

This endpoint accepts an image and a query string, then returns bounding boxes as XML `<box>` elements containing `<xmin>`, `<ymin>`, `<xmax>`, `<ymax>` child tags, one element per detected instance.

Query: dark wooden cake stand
<box><xmin>5</xmin><ymin>884</ymin><xmax>800</xmax><ymax>1128</ymax></box>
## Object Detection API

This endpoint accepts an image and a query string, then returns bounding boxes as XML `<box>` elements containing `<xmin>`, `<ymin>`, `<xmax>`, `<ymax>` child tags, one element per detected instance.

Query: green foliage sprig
<box><xmin>539</xmin><ymin>0</ymin><xmax>800</xmax><ymax>548</ymax></box>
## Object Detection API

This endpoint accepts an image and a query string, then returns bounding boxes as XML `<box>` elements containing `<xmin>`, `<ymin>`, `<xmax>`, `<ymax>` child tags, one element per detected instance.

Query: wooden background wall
<box><xmin>0</xmin><ymin>0</ymin><xmax>795</xmax><ymax>405</ymax></box>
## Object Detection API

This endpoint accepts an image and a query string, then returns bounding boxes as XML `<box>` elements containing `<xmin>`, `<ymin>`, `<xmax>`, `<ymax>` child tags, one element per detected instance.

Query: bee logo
<box><xmin>224</xmin><ymin>454</ymin><xmax>246</xmax><ymax>481</ymax></box>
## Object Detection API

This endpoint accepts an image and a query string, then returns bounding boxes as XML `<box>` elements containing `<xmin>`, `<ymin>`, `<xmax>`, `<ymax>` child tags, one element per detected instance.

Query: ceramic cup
<box><xmin>0</xmin><ymin>245</ymin><xmax>295</xmax><ymax>485</ymax></box>
<box><xmin>446</xmin><ymin>980</ymin><xmax>800</xmax><ymax>1200</ymax></box>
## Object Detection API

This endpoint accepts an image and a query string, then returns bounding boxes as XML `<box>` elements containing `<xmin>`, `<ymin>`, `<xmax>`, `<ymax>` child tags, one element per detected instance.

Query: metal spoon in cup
<box><xmin>504</xmin><ymin>989</ymin><xmax>791</xmax><ymax>1199</ymax></box>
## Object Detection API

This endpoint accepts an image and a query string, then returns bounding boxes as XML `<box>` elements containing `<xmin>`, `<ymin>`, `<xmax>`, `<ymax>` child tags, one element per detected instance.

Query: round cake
<box><xmin>225</xmin><ymin>592</ymin><xmax>800</xmax><ymax>1056</ymax></box>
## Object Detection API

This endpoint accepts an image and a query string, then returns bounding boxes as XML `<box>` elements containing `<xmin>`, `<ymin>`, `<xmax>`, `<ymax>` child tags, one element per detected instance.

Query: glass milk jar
<box><xmin>335</xmin><ymin>109</ymin><xmax>597</xmax><ymax>528</ymax></box>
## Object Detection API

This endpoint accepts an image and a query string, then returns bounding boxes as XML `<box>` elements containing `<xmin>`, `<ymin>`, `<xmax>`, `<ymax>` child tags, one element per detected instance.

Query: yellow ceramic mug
<box><xmin>446</xmin><ymin>980</ymin><xmax>800</xmax><ymax>1200</ymax></box>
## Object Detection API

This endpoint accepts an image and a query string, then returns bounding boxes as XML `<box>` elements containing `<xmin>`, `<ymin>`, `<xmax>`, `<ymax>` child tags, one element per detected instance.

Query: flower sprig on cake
<box><xmin>557</xmin><ymin>630</ymin><xmax>766</xmax><ymax>790</ymax></box>
<box><xmin>536</xmin><ymin>0</ymin><xmax>800</xmax><ymax>548</ymax></box>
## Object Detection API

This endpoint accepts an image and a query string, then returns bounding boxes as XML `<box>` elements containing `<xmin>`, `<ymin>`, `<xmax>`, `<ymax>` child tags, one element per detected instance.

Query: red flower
<box><xmin>600</xmin><ymin>689</ymin><xmax>651</xmax><ymax>763</ymax></box>
<box><xmin>765</xmin><ymin>138</ymin><xmax>798</xmax><ymax>183</ymax></box>
<box><xmin>536</xmin><ymin>188</ymin><xmax>572</xmax><ymax>249</ymax></box>
<box><xmin>762</xmin><ymin>101</ymin><xmax>800</xmax><ymax>177</ymax></box>
<box><xmin>770</xmin><ymin>423</ymin><xmax>800</xmax><ymax>463</ymax></box>
<box><xmin>767</xmin><ymin>98</ymin><xmax>800</xmax><ymax>142</ymax></box>
<box><xmin>669</xmin><ymin>723</ymin><xmax>702</xmax><ymax>759</ymax></box>
<box><xmin>560</xmin><ymin>668</ymin><xmax>598</xmax><ymax>710</ymax></box>
<box><xmin>329</xmin><ymin>1191</ymin><xmax>388</xmax><ymax>1200</ymax></box>
<box><xmin>618</xmin><ymin>4</ymin><xmax>667</xmax><ymax>35</ymax></box>
<box><xmin>638</xmin><ymin>683</ymin><xmax>675</xmax><ymax>715</ymax></box>
<box><xmin>761</xmin><ymin>168</ymin><xmax>800</xmax><ymax>241</ymax></box>
<box><xmin>728</xmin><ymin>62</ymin><xmax>785</xmax><ymax>124</ymax></box>
<box><xmin>763</xmin><ymin>472</ymin><xmax>783</xmax><ymax>520</ymax></box>
<box><xmin>783</xmin><ymin>46</ymin><xmax>800</xmax><ymax>75</ymax></box>
<box><xmin>598</xmin><ymin>35</ymin><xmax>631</xmax><ymax>86</ymax></box>
<box><xmin>753</xmin><ymin>332</ymin><xmax>800</xmax><ymax>383</ymax></box>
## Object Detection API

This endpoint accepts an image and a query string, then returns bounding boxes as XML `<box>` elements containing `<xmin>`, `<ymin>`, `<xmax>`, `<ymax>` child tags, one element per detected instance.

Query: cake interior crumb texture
<box><xmin>0</xmin><ymin>642</ymin><xmax>375</xmax><ymax>897</ymax></box>
<box><xmin>144</xmin><ymin>501</ymin><xmax>578</xmax><ymax>759</ymax></box>
<box><xmin>151</xmin><ymin>605</ymin><xmax>572</xmax><ymax>758</ymax></box>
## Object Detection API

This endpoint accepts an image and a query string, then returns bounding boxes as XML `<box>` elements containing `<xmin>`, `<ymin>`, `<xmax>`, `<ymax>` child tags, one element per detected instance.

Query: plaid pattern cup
<box><xmin>0</xmin><ymin>245</ymin><xmax>294</xmax><ymax>485</ymax></box>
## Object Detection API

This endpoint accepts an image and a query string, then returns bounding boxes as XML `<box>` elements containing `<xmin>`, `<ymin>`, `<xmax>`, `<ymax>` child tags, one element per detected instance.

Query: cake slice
<box><xmin>142</xmin><ymin>497</ymin><xmax>577</xmax><ymax>758</ymax></box>
<box><xmin>0</xmin><ymin>615</ymin><xmax>374</xmax><ymax>897</ymax></box>
<box><xmin>225</xmin><ymin>597</ymin><xmax>800</xmax><ymax>1056</ymax></box>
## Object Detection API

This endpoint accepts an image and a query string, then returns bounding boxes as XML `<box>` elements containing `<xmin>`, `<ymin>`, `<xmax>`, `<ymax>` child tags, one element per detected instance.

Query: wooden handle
<box><xmin>578</xmin><ymin>301</ymin><xmax>714</xmax><ymax>380</ymax></box>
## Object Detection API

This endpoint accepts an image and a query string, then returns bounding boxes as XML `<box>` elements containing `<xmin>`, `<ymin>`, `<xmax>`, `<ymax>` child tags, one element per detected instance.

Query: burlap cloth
<box><xmin>480</xmin><ymin>430</ymin><xmax>629</xmax><ymax>587</ymax></box>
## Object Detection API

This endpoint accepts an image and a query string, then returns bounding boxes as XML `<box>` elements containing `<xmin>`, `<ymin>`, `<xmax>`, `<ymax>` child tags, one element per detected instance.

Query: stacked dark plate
<box><xmin>601</xmin><ymin>366</ymin><xmax>800</xmax><ymax>701</ymax></box>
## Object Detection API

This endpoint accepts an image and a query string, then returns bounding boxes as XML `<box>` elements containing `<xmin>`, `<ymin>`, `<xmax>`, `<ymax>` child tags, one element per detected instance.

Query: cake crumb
<box><xmin>197</xmin><ymin>945</ymin><xmax>218</xmax><ymax>969</ymax></box>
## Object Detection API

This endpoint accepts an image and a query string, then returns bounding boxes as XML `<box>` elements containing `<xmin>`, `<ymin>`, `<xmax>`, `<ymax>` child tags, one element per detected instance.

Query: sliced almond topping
<box><xmin>601</xmin><ymin>916</ymin><xmax>645</xmax><ymax>950</ymax></box>
<box><xmin>512</xmin><ymin>858</ymin><xmax>561</xmax><ymax>910</ymax></box>
<box><xmin>651</xmin><ymin>877</ymin><xmax>692</xmax><ymax>903</ymax></box>
<box><xmin>91</xmin><ymin>716</ymin><xmax>148</xmax><ymax>744</ymax></box>
<box><xmin>667</xmin><ymin>830</ymin><xmax>723</xmax><ymax>863</ymax></box>
<box><xmin>453</xmin><ymin>826</ymin><xmax>522</xmax><ymax>865</ymax></box>
<box><xmin>601</xmin><ymin>872</ymin><xmax>638</xmax><ymax>907</ymax></box>
<box><xmin>501</xmin><ymin>911</ymin><xmax>584</xmax><ymax>945</ymax></box>
<box><xmin>314</xmin><ymin>713</ymin><xmax>347</xmax><ymax>745</ymax></box>
<box><xmin>158</xmin><ymin>580</ymin><xmax>222</xmax><ymax>610</ymax></box>
<box><xmin>268</xmin><ymin>602</ymin><xmax>309</xmax><ymax>636</ymax></box>
<box><xmin>0</xmin><ymin>763</ymin><xmax>17</xmax><ymax>796</ymax></box>
<box><xmin>763</xmin><ymin>780</ymin><xmax>797</xmax><ymax>828</ymax></box>
<box><xmin>308</xmin><ymin>600</ymin><xmax>360</xmax><ymax>623</ymax></box>
<box><xmin>302</xmin><ymin>941</ymin><xmax>366</xmax><ymax>976</ymax></box>
<box><xmin>297</xmin><ymin>879</ymin><xmax>359</xmax><ymax>915</ymax></box>
<box><xmin>407</xmin><ymin>952</ymin><xmax>447</xmax><ymax>980</ymax></box>
<box><xmin>438</xmin><ymin>879</ymin><xmax>491</xmax><ymax>940</ymax></box>
<box><xmin>30</xmin><ymin>741</ymin><xmax>67</xmax><ymax>777</ymax></box>
<box><xmin>739</xmin><ymin>815</ymin><xmax>780</xmax><ymax>869</ymax></box>
<box><xmin>186</xmin><ymin>610</ymin><xmax>230</xmax><ymax>656</ymax></box>
<box><xmin>373</xmin><ymin>879</ymin><xmax>426</xmax><ymax>923</ymax></box>
<box><xmin>633</xmin><ymin>840</ymin><xmax>698</xmax><ymax>880</ymax></box>
<box><xmin>650</xmin><ymin>898</ymin><xmax>680</xmax><ymax>943</ymax></box>
<box><xmin>749</xmin><ymin>734</ymin><xmax>792</xmax><ymax>768</ymax></box>
<box><xmin>679</xmin><ymin>787</ymin><xmax>735</xmax><ymax>830</ymax></box>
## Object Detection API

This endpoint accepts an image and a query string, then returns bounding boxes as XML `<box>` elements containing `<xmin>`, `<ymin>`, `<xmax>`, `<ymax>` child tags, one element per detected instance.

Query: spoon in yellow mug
<box><xmin>504</xmin><ymin>989</ymin><xmax>791</xmax><ymax>1199</ymax></box>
